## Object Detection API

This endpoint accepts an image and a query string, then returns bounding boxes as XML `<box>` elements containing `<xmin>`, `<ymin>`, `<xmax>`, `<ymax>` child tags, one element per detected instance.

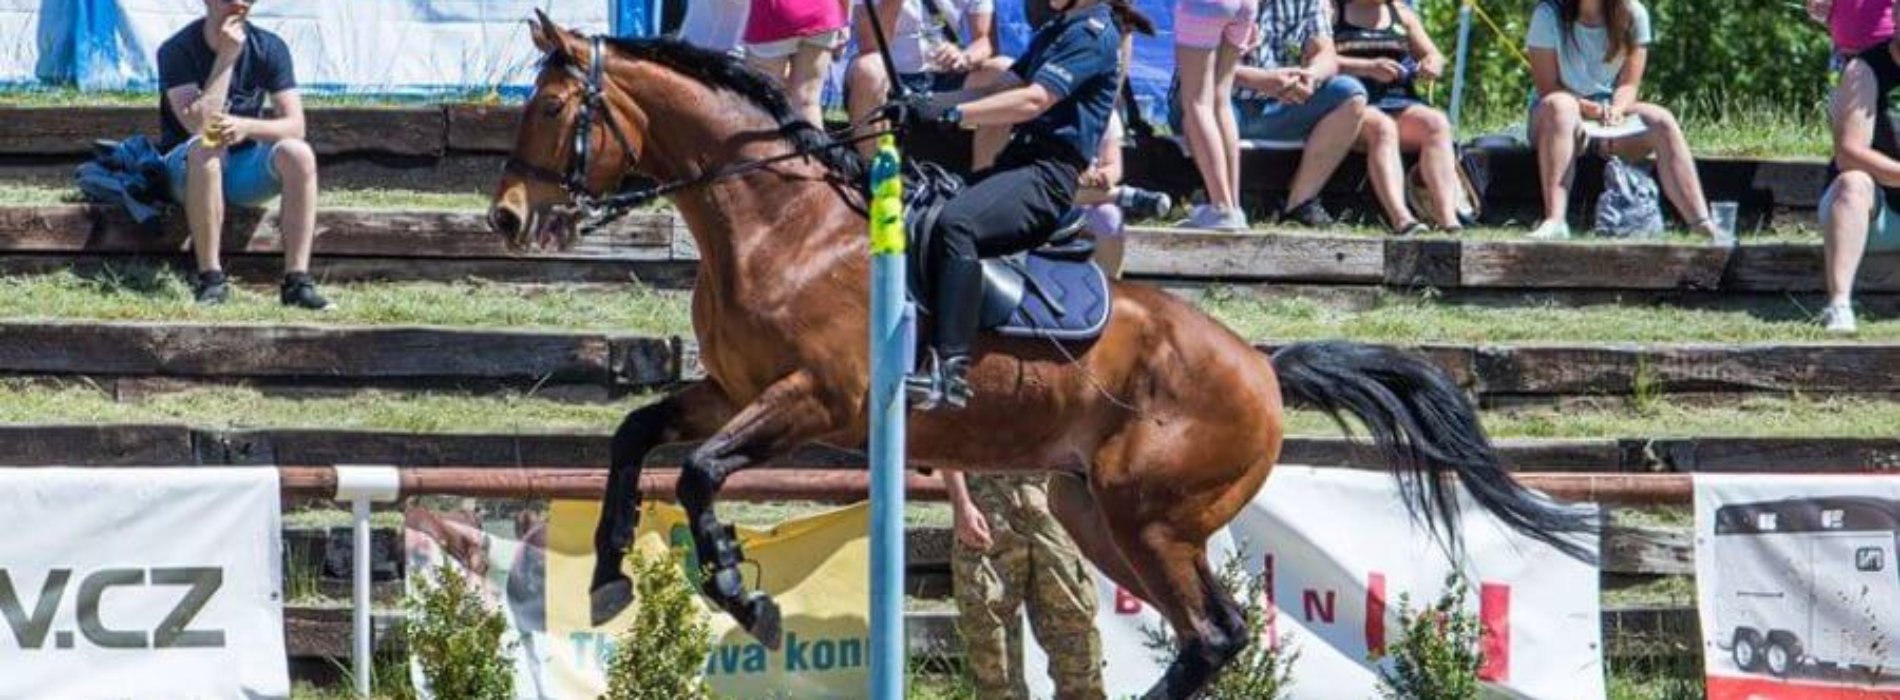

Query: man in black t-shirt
<box><xmin>157</xmin><ymin>0</ymin><xmax>329</xmax><ymax>309</ymax></box>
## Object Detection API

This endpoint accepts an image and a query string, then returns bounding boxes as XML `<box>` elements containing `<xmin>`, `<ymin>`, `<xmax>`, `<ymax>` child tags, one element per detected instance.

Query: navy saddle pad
<box><xmin>902</xmin><ymin>163</ymin><xmax>1113</xmax><ymax>342</ymax></box>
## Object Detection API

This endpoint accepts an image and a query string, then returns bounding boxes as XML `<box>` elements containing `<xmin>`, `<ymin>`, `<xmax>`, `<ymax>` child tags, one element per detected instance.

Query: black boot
<box><xmin>907</xmin><ymin>257</ymin><xmax>983</xmax><ymax>410</ymax></box>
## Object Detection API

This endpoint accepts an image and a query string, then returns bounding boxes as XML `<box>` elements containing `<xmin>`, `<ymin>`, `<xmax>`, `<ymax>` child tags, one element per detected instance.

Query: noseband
<box><xmin>502</xmin><ymin>35</ymin><xmax>638</xmax><ymax>208</ymax></box>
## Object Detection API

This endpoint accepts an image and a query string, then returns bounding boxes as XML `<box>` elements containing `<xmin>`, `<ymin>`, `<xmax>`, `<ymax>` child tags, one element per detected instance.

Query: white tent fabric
<box><xmin>0</xmin><ymin>0</ymin><xmax>44</xmax><ymax>85</ymax></box>
<box><xmin>4</xmin><ymin>0</ymin><xmax>614</xmax><ymax>93</ymax></box>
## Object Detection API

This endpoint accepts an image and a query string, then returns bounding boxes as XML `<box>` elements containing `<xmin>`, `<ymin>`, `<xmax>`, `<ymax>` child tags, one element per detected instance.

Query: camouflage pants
<box><xmin>951</xmin><ymin>474</ymin><xmax>1105</xmax><ymax>700</ymax></box>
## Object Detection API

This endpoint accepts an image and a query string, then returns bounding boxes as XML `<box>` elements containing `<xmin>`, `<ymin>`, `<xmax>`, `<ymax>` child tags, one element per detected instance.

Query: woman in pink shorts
<box><xmin>1174</xmin><ymin>0</ymin><xmax>1260</xmax><ymax>230</ymax></box>
<box><xmin>746</xmin><ymin>0</ymin><xmax>850</xmax><ymax>126</ymax></box>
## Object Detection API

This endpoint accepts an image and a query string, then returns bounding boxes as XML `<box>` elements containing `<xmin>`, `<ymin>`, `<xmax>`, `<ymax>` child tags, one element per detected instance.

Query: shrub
<box><xmin>603</xmin><ymin>548</ymin><xmax>716</xmax><ymax>700</ymax></box>
<box><xmin>1373</xmin><ymin>574</ymin><xmax>1483</xmax><ymax>700</ymax></box>
<box><xmin>407</xmin><ymin>560</ymin><xmax>515</xmax><ymax>700</ymax></box>
<box><xmin>1143</xmin><ymin>554</ymin><xmax>1298</xmax><ymax>700</ymax></box>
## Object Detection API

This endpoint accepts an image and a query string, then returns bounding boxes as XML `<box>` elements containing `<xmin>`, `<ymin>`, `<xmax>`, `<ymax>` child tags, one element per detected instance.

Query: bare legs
<box><xmin>1177</xmin><ymin>42</ymin><xmax>1244</xmax><ymax>222</ymax></box>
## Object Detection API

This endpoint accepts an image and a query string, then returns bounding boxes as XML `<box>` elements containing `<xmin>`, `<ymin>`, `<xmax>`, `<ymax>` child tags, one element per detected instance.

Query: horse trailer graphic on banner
<box><xmin>1710</xmin><ymin>497</ymin><xmax>1900</xmax><ymax>678</ymax></box>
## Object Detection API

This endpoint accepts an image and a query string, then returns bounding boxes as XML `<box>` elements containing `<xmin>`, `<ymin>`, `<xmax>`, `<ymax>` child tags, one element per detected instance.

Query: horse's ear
<box><xmin>529</xmin><ymin>9</ymin><xmax>562</xmax><ymax>55</ymax></box>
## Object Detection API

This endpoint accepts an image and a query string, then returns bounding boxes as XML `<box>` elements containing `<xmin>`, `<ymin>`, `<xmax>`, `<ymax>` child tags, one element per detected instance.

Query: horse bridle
<box><xmin>502</xmin><ymin>35</ymin><xmax>639</xmax><ymax>211</ymax></box>
<box><xmin>505</xmin><ymin>34</ymin><xmax>899</xmax><ymax>235</ymax></box>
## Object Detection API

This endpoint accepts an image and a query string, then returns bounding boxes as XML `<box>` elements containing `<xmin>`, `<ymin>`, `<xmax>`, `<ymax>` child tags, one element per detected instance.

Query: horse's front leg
<box><xmin>590</xmin><ymin>380</ymin><xmax>734</xmax><ymax>625</ymax></box>
<box><xmin>678</xmin><ymin>370</ymin><xmax>846</xmax><ymax>650</ymax></box>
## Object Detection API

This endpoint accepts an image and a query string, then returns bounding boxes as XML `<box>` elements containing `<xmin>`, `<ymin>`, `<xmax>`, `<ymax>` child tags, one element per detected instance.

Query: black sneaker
<box><xmin>1278</xmin><ymin>198</ymin><xmax>1334</xmax><ymax>228</ymax></box>
<box><xmin>1116</xmin><ymin>186</ymin><xmax>1174</xmax><ymax>221</ymax></box>
<box><xmin>193</xmin><ymin>271</ymin><xmax>230</xmax><ymax>306</ymax></box>
<box><xmin>280</xmin><ymin>273</ymin><xmax>333</xmax><ymax>311</ymax></box>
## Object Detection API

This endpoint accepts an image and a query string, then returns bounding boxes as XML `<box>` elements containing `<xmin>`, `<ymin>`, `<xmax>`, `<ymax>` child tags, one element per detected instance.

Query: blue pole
<box><xmin>867</xmin><ymin>135</ymin><xmax>910</xmax><ymax>699</ymax></box>
<box><xmin>1449</xmin><ymin>1</ymin><xmax>1475</xmax><ymax>132</ymax></box>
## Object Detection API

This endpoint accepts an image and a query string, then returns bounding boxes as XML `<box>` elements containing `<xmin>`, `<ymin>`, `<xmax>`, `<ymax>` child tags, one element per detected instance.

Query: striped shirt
<box><xmin>1237</xmin><ymin>0</ymin><xmax>1329</xmax><ymax>100</ymax></box>
<box><xmin>1247</xmin><ymin>0</ymin><xmax>1329</xmax><ymax>70</ymax></box>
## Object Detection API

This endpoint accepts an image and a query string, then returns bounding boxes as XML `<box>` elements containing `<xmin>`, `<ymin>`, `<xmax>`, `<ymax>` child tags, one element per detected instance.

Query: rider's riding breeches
<box><xmin>925</xmin><ymin>139</ymin><xmax>1081</xmax><ymax>358</ymax></box>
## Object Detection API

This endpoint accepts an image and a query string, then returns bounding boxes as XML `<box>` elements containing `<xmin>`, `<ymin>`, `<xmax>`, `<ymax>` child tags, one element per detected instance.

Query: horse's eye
<box><xmin>542</xmin><ymin>98</ymin><xmax>565</xmax><ymax>116</ymax></box>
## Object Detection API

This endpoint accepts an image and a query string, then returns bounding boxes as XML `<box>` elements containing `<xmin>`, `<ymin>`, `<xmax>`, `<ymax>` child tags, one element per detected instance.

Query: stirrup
<box><xmin>905</xmin><ymin>350</ymin><xmax>971</xmax><ymax>411</ymax></box>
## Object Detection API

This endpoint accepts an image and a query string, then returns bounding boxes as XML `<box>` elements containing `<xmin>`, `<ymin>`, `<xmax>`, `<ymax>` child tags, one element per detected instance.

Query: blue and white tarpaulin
<box><xmin>8</xmin><ymin>0</ymin><xmax>619</xmax><ymax>93</ymax></box>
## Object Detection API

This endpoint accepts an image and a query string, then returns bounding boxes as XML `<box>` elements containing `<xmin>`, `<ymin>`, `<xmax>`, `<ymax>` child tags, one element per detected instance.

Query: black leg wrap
<box><xmin>588</xmin><ymin>401</ymin><xmax>674</xmax><ymax>626</ymax></box>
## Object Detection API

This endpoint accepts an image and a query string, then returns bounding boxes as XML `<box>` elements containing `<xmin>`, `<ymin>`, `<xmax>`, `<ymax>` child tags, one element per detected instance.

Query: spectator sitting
<box><xmin>746</xmin><ymin>0</ymin><xmax>852</xmax><ymax>127</ymax></box>
<box><xmin>1173</xmin><ymin>0</ymin><xmax>1260</xmax><ymax>231</ymax></box>
<box><xmin>1333</xmin><ymin>0</ymin><xmax>1463</xmax><ymax>232</ymax></box>
<box><xmin>845</xmin><ymin>0</ymin><xmax>1008</xmax><ymax>158</ymax></box>
<box><xmin>1525</xmin><ymin>0</ymin><xmax>1716</xmax><ymax>240</ymax></box>
<box><xmin>677</xmin><ymin>0</ymin><xmax>752</xmax><ymax>55</ymax></box>
<box><xmin>1807</xmin><ymin>0</ymin><xmax>1894</xmax><ymax>70</ymax></box>
<box><xmin>159</xmin><ymin>0</ymin><xmax>329</xmax><ymax>309</ymax></box>
<box><xmin>1077</xmin><ymin>109</ymin><xmax>1169</xmax><ymax>277</ymax></box>
<box><xmin>1176</xmin><ymin>0</ymin><xmax>1421</xmax><ymax>233</ymax></box>
<box><xmin>1815</xmin><ymin>40</ymin><xmax>1900</xmax><ymax>335</ymax></box>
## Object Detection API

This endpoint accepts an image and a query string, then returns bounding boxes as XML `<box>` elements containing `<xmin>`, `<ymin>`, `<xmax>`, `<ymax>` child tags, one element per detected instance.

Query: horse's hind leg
<box><xmin>590</xmin><ymin>381</ymin><xmax>732</xmax><ymax>625</ymax></box>
<box><xmin>677</xmin><ymin>371</ymin><xmax>842</xmax><ymax>650</ymax></box>
<box><xmin>1106</xmin><ymin>515</ymin><xmax>1251</xmax><ymax>700</ymax></box>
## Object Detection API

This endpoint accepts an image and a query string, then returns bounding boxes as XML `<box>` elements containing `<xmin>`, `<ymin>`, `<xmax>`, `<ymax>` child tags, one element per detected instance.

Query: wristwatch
<box><xmin>944</xmin><ymin>106</ymin><xmax>964</xmax><ymax>127</ymax></box>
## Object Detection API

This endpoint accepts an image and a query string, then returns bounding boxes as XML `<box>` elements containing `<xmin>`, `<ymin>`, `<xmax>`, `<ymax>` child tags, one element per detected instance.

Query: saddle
<box><xmin>902</xmin><ymin>162</ymin><xmax>1113</xmax><ymax>342</ymax></box>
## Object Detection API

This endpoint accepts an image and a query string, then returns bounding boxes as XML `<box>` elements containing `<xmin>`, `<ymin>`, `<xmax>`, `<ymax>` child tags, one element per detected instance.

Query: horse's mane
<box><xmin>554</xmin><ymin>36</ymin><xmax>867</xmax><ymax>187</ymax></box>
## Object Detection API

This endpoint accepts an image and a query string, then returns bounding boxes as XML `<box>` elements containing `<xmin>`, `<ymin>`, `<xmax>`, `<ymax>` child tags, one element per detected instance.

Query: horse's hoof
<box><xmin>744</xmin><ymin>594</ymin><xmax>783</xmax><ymax>650</ymax></box>
<box><xmin>589</xmin><ymin>579</ymin><xmax>634</xmax><ymax>626</ymax></box>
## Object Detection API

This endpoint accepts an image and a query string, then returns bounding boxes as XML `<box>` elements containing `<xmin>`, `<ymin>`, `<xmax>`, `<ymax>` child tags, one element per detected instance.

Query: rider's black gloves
<box><xmin>883</xmin><ymin>92</ymin><xmax>959</xmax><ymax>126</ymax></box>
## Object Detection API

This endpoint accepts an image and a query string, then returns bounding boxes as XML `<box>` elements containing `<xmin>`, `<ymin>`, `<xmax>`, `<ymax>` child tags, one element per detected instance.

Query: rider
<box><xmin>892</xmin><ymin>0</ymin><xmax>1129</xmax><ymax>409</ymax></box>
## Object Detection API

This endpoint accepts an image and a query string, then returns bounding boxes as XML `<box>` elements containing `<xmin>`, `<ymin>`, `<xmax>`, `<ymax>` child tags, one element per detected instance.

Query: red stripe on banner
<box><xmin>1478</xmin><ymin>583</ymin><xmax>1510</xmax><ymax>682</ymax></box>
<box><xmin>1263</xmin><ymin>554</ymin><xmax>1277</xmax><ymax>646</ymax></box>
<box><xmin>1114</xmin><ymin>587</ymin><xmax>1143</xmax><ymax>615</ymax></box>
<box><xmin>1365</xmin><ymin>572</ymin><xmax>1387</xmax><ymax>656</ymax></box>
<box><xmin>1707</xmin><ymin>675</ymin><xmax>1900</xmax><ymax>699</ymax></box>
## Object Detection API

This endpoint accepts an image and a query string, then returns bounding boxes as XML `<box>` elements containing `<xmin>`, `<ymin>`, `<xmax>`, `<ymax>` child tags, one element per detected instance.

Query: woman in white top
<box><xmin>1526</xmin><ymin>0</ymin><xmax>1716</xmax><ymax>240</ymax></box>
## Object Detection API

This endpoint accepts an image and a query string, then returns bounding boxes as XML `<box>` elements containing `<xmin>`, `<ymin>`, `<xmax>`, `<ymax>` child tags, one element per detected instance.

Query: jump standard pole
<box><xmin>867</xmin><ymin>132</ymin><xmax>913</xmax><ymax>700</ymax></box>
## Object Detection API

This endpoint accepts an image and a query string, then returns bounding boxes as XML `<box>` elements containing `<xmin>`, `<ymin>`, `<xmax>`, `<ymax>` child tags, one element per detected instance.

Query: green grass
<box><xmin>0</xmin><ymin>86</ymin><xmax>507</xmax><ymax>109</ymax></box>
<box><xmin>1202</xmin><ymin>291</ymin><xmax>1870</xmax><ymax>344</ymax></box>
<box><xmin>0</xmin><ymin>183</ymin><xmax>491</xmax><ymax>210</ymax></box>
<box><xmin>1457</xmin><ymin>96</ymin><xmax>1829</xmax><ymax>160</ymax></box>
<box><xmin>0</xmin><ymin>265</ymin><xmax>1885</xmax><ymax>344</ymax></box>
<box><xmin>5</xmin><ymin>378</ymin><xmax>1899</xmax><ymax>441</ymax></box>
<box><xmin>0</xmin><ymin>266</ymin><xmax>692</xmax><ymax>333</ymax></box>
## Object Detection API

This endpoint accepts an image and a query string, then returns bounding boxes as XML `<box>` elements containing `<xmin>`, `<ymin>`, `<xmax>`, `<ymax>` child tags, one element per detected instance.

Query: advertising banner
<box><xmin>0</xmin><ymin>467</ymin><xmax>288</xmax><ymax>699</ymax></box>
<box><xmin>1695</xmin><ymin>473</ymin><xmax>1900</xmax><ymax>699</ymax></box>
<box><xmin>1028</xmin><ymin>467</ymin><xmax>1605</xmax><ymax>699</ymax></box>
<box><xmin>546</xmin><ymin>499</ymin><xmax>872</xmax><ymax>699</ymax></box>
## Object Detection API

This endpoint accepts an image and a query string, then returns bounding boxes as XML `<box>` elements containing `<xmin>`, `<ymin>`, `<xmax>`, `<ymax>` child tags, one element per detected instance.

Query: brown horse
<box><xmin>489</xmin><ymin>14</ymin><xmax>1592</xmax><ymax>698</ymax></box>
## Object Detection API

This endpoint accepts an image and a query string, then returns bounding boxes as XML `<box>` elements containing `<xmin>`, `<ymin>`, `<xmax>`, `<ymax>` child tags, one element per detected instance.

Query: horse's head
<box><xmin>489</xmin><ymin>11</ymin><xmax>643</xmax><ymax>252</ymax></box>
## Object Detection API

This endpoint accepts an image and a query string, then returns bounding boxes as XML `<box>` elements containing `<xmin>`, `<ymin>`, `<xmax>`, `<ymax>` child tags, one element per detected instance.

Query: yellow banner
<box><xmin>546</xmin><ymin>500</ymin><xmax>871</xmax><ymax>699</ymax></box>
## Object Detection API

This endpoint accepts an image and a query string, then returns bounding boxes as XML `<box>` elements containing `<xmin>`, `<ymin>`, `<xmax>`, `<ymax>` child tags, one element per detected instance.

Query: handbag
<box><xmin>1593</xmin><ymin>156</ymin><xmax>1664</xmax><ymax>238</ymax></box>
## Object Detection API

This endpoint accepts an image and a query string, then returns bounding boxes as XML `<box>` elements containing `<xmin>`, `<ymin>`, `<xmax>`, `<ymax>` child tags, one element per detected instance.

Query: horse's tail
<box><xmin>1270</xmin><ymin>341</ymin><xmax>1599</xmax><ymax>563</ymax></box>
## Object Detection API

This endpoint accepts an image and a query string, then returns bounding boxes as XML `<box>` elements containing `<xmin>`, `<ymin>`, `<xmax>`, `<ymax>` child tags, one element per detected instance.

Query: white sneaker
<box><xmin>1527</xmin><ymin>219</ymin><xmax>1572</xmax><ymax>240</ymax></box>
<box><xmin>1211</xmin><ymin>207</ymin><xmax>1249</xmax><ymax>232</ymax></box>
<box><xmin>1821</xmin><ymin>303</ymin><xmax>1858</xmax><ymax>335</ymax></box>
<box><xmin>1175</xmin><ymin>204</ymin><xmax>1221</xmax><ymax>230</ymax></box>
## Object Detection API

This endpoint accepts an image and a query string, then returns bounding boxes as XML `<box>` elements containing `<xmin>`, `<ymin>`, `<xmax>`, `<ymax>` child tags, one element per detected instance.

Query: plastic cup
<box><xmin>1711</xmin><ymin>201</ymin><xmax>1739</xmax><ymax>246</ymax></box>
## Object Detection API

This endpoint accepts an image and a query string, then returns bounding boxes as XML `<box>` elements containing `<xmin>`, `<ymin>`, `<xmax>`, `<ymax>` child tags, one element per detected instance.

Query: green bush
<box><xmin>1417</xmin><ymin>0</ymin><xmax>1833</xmax><ymax>115</ymax></box>
<box><xmin>1143</xmin><ymin>555</ymin><xmax>1298</xmax><ymax>700</ymax></box>
<box><xmin>604</xmin><ymin>548</ymin><xmax>716</xmax><ymax>700</ymax></box>
<box><xmin>406</xmin><ymin>560</ymin><xmax>515</xmax><ymax>700</ymax></box>
<box><xmin>1373</xmin><ymin>574</ymin><xmax>1483</xmax><ymax>700</ymax></box>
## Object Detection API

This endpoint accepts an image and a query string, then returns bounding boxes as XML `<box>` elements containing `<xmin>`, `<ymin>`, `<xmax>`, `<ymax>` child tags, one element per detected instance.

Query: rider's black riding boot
<box><xmin>908</xmin><ymin>257</ymin><xmax>982</xmax><ymax>410</ymax></box>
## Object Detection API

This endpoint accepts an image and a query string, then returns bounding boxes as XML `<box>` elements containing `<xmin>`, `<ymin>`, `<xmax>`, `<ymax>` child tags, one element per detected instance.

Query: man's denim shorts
<box><xmin>1234</xmin><ymin>74</ymin><xmax>1368</xmax><ymax>142</ymax></box>
<box><xmin>163</xmin><ymin>138</ymin><xmax>284</xmax><ymax>207</ymax></box>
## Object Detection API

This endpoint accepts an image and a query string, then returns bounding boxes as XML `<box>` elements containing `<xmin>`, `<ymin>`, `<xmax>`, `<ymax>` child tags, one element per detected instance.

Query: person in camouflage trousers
<box><xmin>945</xmin><ymin>471</ymin><xmax>1105</xmax><ymax>699</ymax></box>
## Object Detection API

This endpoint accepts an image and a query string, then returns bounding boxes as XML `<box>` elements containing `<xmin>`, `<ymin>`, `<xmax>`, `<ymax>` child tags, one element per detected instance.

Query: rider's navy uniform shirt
<box><xmin>1009</xmin><ymin>2</ymin><xmax>1120</xmax><ymax>164</ymax></box>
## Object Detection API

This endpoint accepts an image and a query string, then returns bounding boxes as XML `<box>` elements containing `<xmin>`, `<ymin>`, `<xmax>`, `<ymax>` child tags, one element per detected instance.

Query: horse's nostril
<box><xmin>490</xmin><ymin>207</ymin><xmax>523</xmax><ymax>237</ymax></box>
